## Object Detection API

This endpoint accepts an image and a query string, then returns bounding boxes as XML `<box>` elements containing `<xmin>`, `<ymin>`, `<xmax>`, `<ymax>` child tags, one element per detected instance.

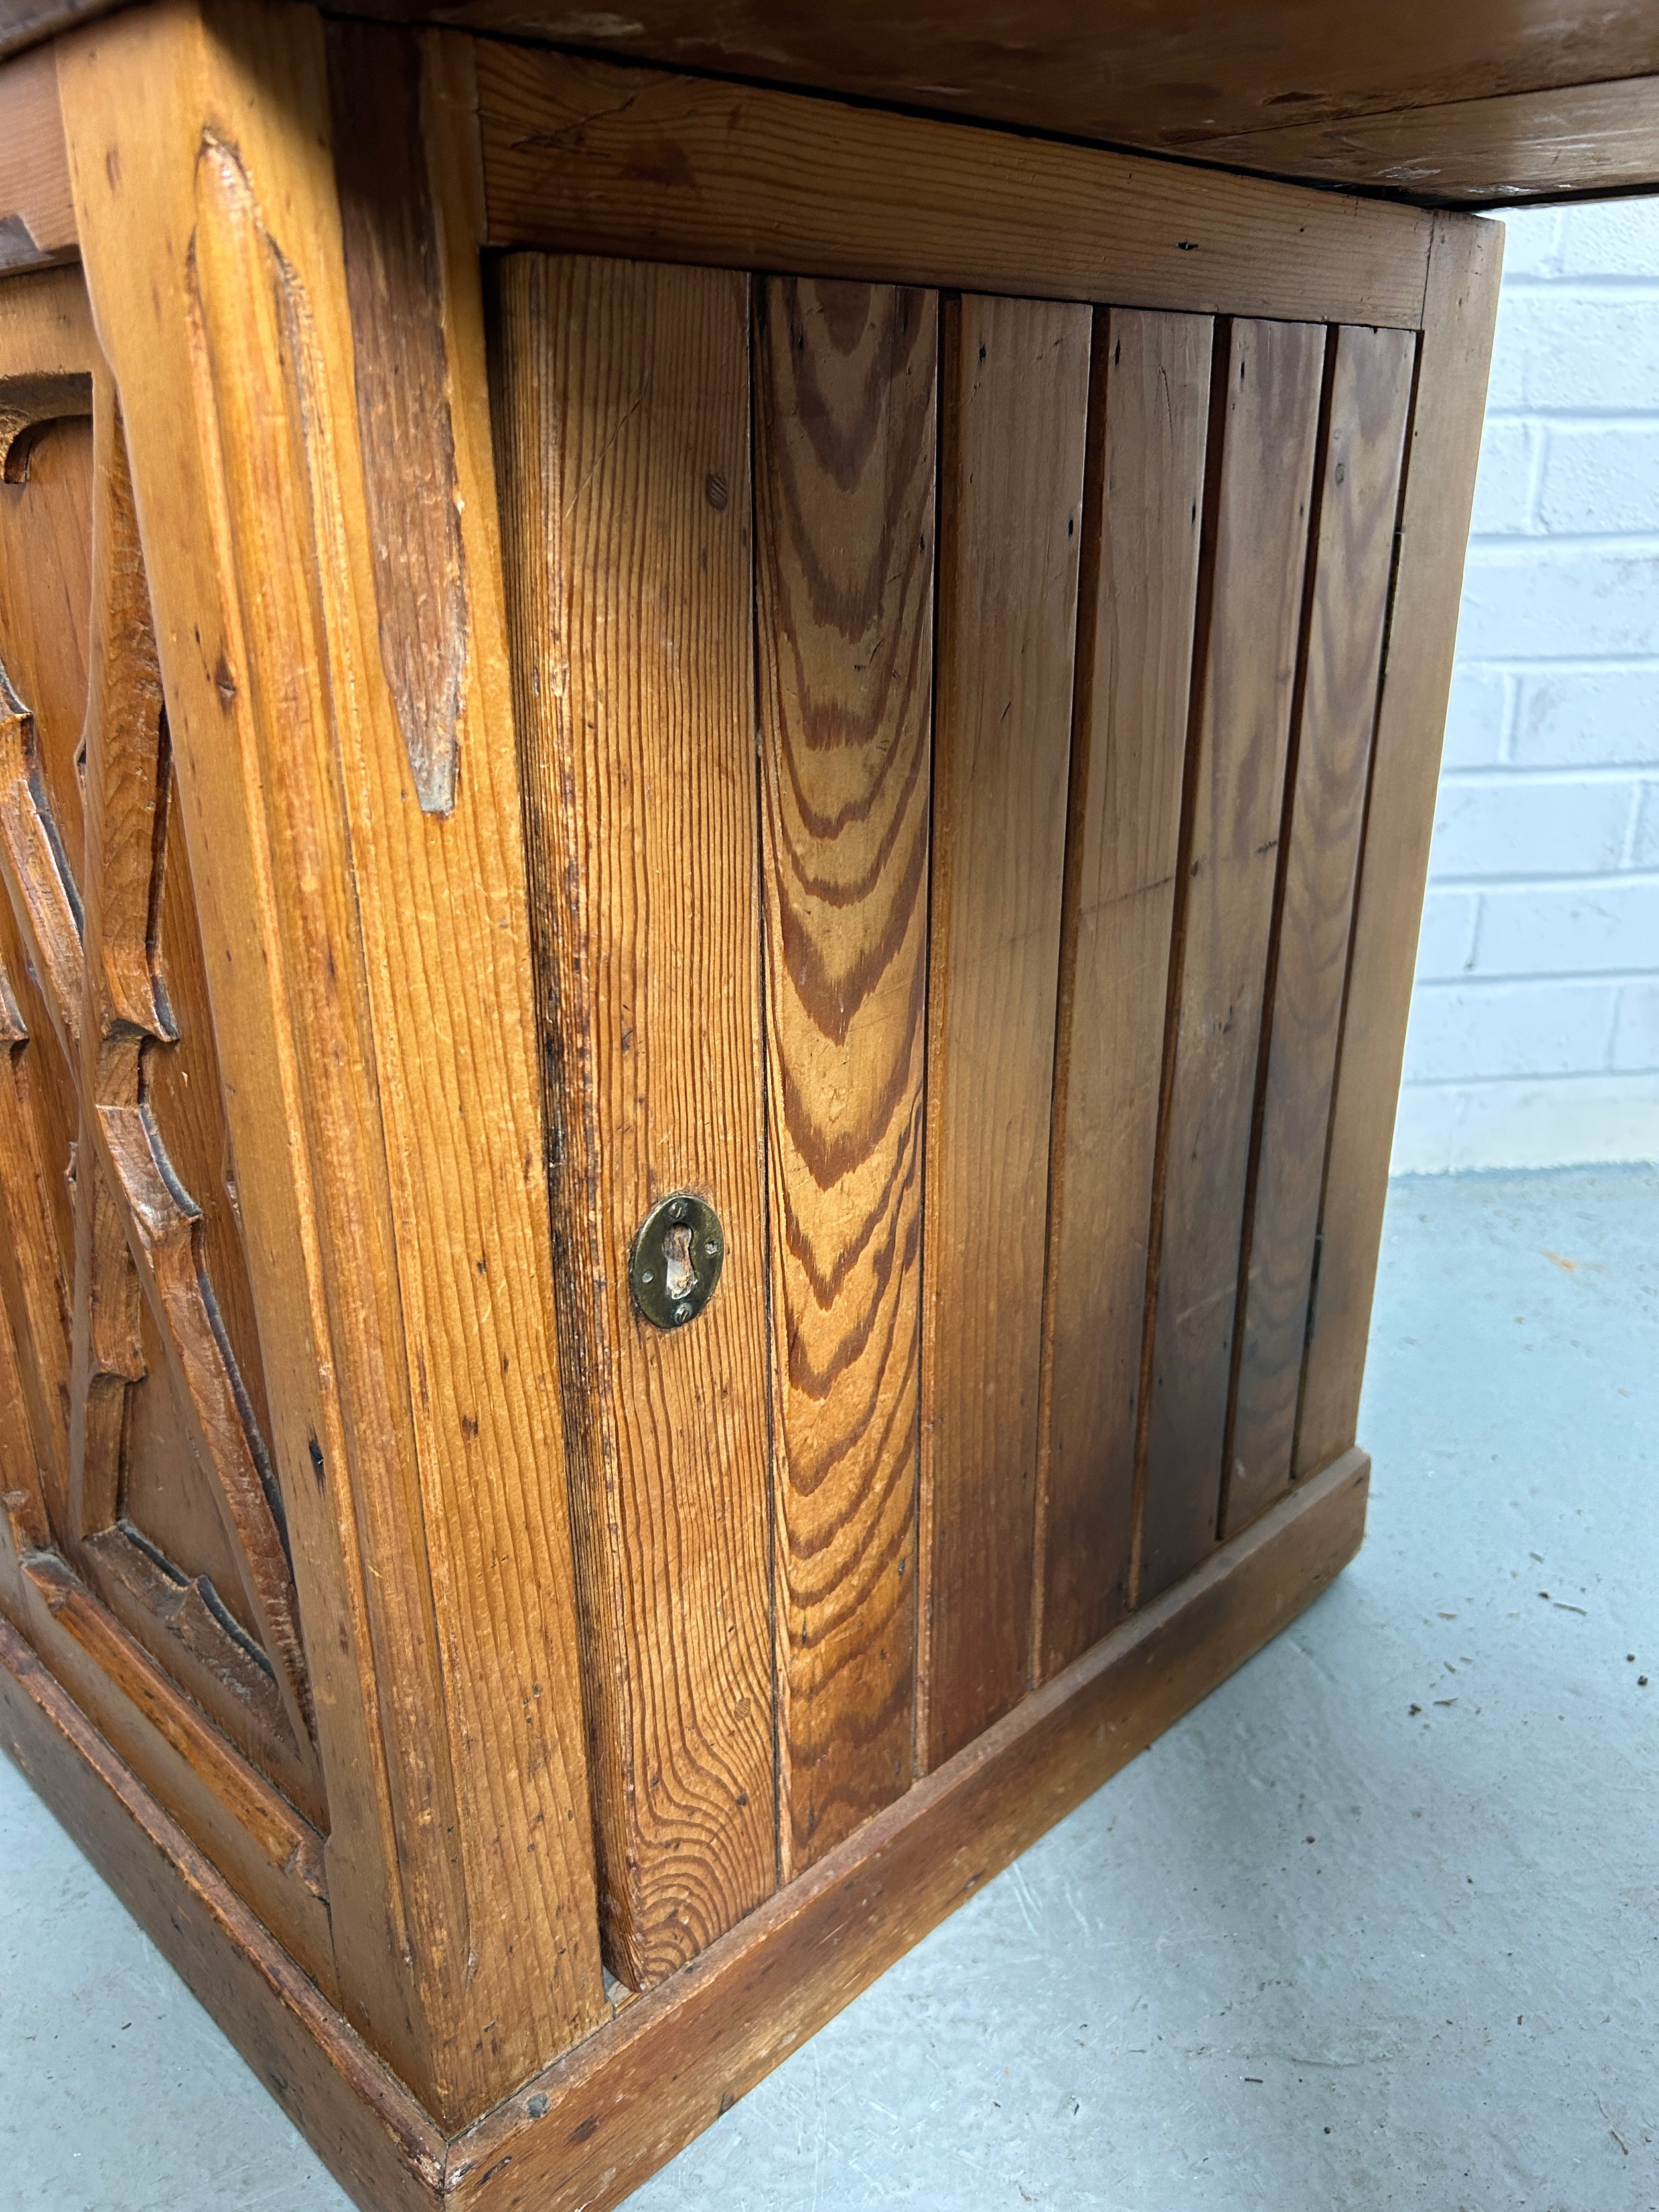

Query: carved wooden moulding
<box><xmin>0</xmin><ymin>6</ymin><xmax>1500</xmax><ymax>2209</ymax></box>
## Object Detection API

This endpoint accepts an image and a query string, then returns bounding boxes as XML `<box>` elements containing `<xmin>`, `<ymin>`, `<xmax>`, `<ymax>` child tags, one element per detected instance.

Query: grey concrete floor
<box><xmin>2</xmin><ymin>1165</ymin><xmax>1655</xmax><ymax>2211</ymax></box>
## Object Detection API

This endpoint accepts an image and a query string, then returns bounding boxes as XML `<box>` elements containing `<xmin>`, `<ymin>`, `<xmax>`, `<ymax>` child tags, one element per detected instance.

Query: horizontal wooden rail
<box><xmin>475</xmin><ymin>43</ymin><xmax>1436</xmax><ymax>330</ymax></box>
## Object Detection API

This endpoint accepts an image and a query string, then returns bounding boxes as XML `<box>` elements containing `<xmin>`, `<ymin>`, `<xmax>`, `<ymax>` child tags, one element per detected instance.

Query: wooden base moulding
<box><xmin>0</xmin><ymin>1447</ymin><xmax>1368</xmax><ymax>2212</ymax></box>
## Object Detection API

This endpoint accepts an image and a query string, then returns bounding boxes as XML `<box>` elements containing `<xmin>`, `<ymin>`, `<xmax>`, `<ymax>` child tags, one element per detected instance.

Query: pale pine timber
<box><xmin>1136</xmin><ymin>315</ymin><xmax>1325</xmax><ymax>1606</ymax></box>
<box><xmin>492</xmin><ymin>250</ymin><xmax>775</xmax><ymax>1986</ymax></box>
<box><xmin>475</xmin><ymin>45</ymin><xmax>1435</xmax><ymax>332</ymax></box>
<box><xmin>59</xmin><ymin>0</ymin><xmax>605</xmax><ymax>2119</ymax></box>
<box><xmin>1225</xmin><ymin>322</ymin><xmax>1414</xmax><ymax>1538</ymax></box>
<box><xmin>1297</xmin><ymin>214</ymin><xmax>1503</xmax><ymax>1481</ymax></box>
<box><xmin>1036</xmin><ymin>307</ymin><xmax>1210</xmax><ymax>1681</ymax></box>
<box><xmin>755</xmin><ymin>275</ymin><xmax>934</xmax><ymax>1873</ymax></box>
<box><xmin>920</xmin><ymin>291</ymin><xmax>1089</xmax><ymax>1769</ymax></box>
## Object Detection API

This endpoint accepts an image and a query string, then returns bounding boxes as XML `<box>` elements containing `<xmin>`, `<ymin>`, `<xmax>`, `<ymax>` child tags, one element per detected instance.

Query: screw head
<box><xmin>674</xmin><ymin>1301</ymin><xmax>693</xmax><ymax>1325</ymax></box>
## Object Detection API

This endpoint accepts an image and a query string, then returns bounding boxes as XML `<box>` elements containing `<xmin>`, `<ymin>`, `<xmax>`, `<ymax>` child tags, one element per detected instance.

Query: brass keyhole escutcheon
<box><xmin>629</xmin><ymin>1192</ymin><xmax>725</xmax><ymax>1329</ymax></box>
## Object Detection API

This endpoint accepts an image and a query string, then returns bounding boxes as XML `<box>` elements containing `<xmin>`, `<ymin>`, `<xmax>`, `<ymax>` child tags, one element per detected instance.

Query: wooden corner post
<box><xmin>54</xmin><ymin>0</ymin><xmax>606</xmax><ymax>2125</ymax></box>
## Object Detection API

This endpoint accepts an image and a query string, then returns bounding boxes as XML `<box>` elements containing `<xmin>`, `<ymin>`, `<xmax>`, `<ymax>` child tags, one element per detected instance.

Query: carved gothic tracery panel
<box><xmin>0</xmin><ymin>336</ymin><xmax>323</xmax><ymax>1828</ymax></box>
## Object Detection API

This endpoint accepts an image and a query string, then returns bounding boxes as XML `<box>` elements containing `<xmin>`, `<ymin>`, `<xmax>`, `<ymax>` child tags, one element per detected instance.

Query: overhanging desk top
<box><xmin>1</xmin><ymin>5</ymin><xmax>1510</xmax><ymax>2210</ymax></box>
<box><xmin>7</xmin><ymin>0</ymin><xmax>1659</xmax><ymax>206</ymax></box>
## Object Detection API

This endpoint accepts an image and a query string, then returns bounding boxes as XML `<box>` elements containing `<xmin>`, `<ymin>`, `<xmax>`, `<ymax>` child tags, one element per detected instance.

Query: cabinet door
<box><xmin>494</xmin><ymin>247</ymin><xmax>1421</xmax><ymax>1981</ymax></box>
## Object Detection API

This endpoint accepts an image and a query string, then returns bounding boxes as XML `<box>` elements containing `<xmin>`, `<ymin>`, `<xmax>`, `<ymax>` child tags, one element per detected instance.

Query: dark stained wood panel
<box><xmin>468</xmin><ymin>5</ymin><xmax>1659</xmax><ymax>210</ymax></box>
<box><xmin>1297</xmin><ymin>216</ymin><xmax>1504</xmax><ymax>1482</ymax></box>
<box><xmin>1224</xmin><ymin>322</ymin><xmax>1414</xmax><ymax>1539</ymax></box>
<box><xmin>1036</xmin><ymin>307</ymin><xmax>1210</xmax><ymax>1682</ymax></box>
<box><xmin>1136</xmin><ymin>315</ymin><xmax>1325</xmax><ymax>1607</ymax></box>
<box><xmin>1181</xmin><ymin>76</ymin><xmax>1659</xmax><ymax>203</ymax></box>
<box><xmin>493</xmin><ymin>251</ymin><xmax>776</xmax><ymax>1988</ymax></box>
<box><xmin>754</xmin><ymin>277</ymin><xmax>935</xmax><ymax>1874</ymax></box>
<box><xmin>919</xmin><ymin>291</ymin><xmax>1090</xmax><ymax>1771</ymax></box>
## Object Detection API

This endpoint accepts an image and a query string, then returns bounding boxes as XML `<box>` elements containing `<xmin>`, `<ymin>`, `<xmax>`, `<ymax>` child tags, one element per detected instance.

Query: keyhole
<box><xmin>662</xmin><ymin>1223</ymin><xmax>696</xmax><ymax>1301</ymax></box>
<box><xmin>629</xmin><ymin>1191</ymin><xmax>723</xmax><ymax>1327</ymax></box>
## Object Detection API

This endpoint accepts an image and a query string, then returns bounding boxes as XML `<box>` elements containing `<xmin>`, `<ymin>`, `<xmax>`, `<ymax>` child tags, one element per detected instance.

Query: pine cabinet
<box><xmin>0</xmin><ymin>7</ymin><xmax>1508</xmax><ymax>2205</ymax></box>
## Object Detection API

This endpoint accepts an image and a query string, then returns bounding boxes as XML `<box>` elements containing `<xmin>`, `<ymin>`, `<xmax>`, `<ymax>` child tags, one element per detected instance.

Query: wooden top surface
<box><xmin>7</xmin><ymin>0</ymin><xmax>1658</xmax><ymax>206</ymax></box>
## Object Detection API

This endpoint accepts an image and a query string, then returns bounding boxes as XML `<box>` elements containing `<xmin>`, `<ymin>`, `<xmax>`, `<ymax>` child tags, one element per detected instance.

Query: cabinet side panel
<box><xmin>755</xmin><ymin>277</ymin><xmax>935</xmax><ymax>1875</ymax></box>
<box><xmin>1296</xmin><ymin>215</ymin><xmax>1503</xmax><ymax>1481</ymax></box>
<box><xmin>1136</xmin><ymin>317</ymin><xmax>1325</xmax><ymax>1606</ymax></box>
<box><xmin>1037</xmin><ymin>307</ymin><xmax>1210</xmax><ymax>1681</ymax></box>
<box><xmin>494</xmin><ymin>251</ymin><xmax>776</xmax><ymax>1987</ymax></box>
<box><xmin>919</xmin><ymin>292</ymin><xmax>1089</xmax><ymax>1769</ymax></box>
<box><xmin>1225</xmin><ymin>323</ymin><xmax>1414</xmax><ymax>1536</ymax></box>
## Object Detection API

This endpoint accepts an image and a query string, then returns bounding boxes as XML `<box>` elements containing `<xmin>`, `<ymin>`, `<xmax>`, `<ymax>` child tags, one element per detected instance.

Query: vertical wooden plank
<box><xmin>920</xmin><ymin>291</ymin><xmax>1089</xmax><ymax>1769</ymax></box>
<box><xmin>1224</xmin><ymin>323</ymin><xmax>1415</xmax><ymax>1536</ymax></box>
<box><xmin>1297</xmin><ymin>216</ymin><xmax>1504</xmax><ymax>1480</ymax></box>
<box><xmin>755</xmin><ymin>277</ymin><xmax>936</xmax><ymax>1872</ymax></box>
<box><xmin>494</xmin><ymin>252</ymin><xmax>775</xmax><ymax>1986</ymax></box>
<box><xmin>1035</xmin><ymin>308</ymin><xmax>1210</xmax><ymax>1682</ymax></box>
<box><xmin>1136</xmin><ymin>316</ymin><xmax>1325</xmax><ymax>1607</ymax></box>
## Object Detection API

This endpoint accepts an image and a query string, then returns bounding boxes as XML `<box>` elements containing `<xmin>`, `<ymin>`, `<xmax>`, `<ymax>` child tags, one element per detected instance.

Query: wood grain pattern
<box><xmin>0</xmin><ymin>46</ymin><xmax>75</xmax><ymax>272</ymax></box>
<box><xmin>49</xmin><ymin>371</ymin><xmax>326</xmax><ymax>1817</ymax></box>
<box><xmin>1185</xmin><ymin>76</ymin><xmax>1659</xmax><ymax>203</ymax></box>
<box><xmin>0</xmin><ymin>294</ymin><xmax>92</xmax><ymax>1552</ymax></box>
<box><xmin>140</xmin><ymin>752</ymin><xmax>274</xmax><ymax>1454</ymax></box>
<box><xmin>0</xmin><ymin>260</ymin><xmax>99</xmax><ymax>423</ymax></box>
<box><xmin>493</xmin><ymin>250</ymin><xmax>775</xmax><ymax>1986</ymax></box>
<box><xmin>450</xmin><ymin>1447</ymin><xmax>1370</xmax><ymax>2212</ymax></box>
<box><xmin>20</xmin><ymin>1546</ymin><xmax>323</xmax><ymax>1888</ymax></box>
<box><xmin>2</xmin><ymin>1447</ymin><xmax>1369</xmax><ymax>2212</ymax></box>
<box><xmin>755</xmin><ymin>276</ymin><xmax>934</xmax><ymax>1873</ymax></box>
<box><xmin>1036</xmin><ymin>307</ymin><xmax>1210</xmax><ymax>1682</ymax></box>
<box><xmin>1224</xmin><ymin>323</ymin><xmax>1414</xmax><ymax>1538</ymax></box>
<box><xmin>0</xmin><ymin>370</ymin><xmax>340</xmax><ymax>1964</ymax></box>
<box><xmin>0</xmin><ymin>1616</ymin><xmax>441</xmax><ymax>2212</ymax></box>
<box><xmin>1297</xmin><ymin>216</ymin><xmax>1504</xmax><ymax>1481</ymax></box>
<box><xmin>1135</xmin><ymin>315</ymin><xmax>1325</xmax><ymax>1607</ymax></box>
<box><xmin>0</xmin><ymin>1184</ymin><xmax>50</xmax><ymax>1561</ymax></box>
<box><xmin>17</xmin><ymin>0</ymin><xmax>1659</xmax><ymax>206</ymax></box>
<box><xmin>3</xmin><ymin>1534</ymin><xmax>338</xmax><ymax>1987</ymax></box>
<box><xmin>476</xmin><ymin>47</ymin><xmax>1435</xmax><ymax>332</ymax></box>
<box><xmin>62</xmin><ymin>0</ymin><xmax>607</xmax><ymax>2119</ymax></box>
<box><xmin>416</xmin><ymin>0</ymin><xmax>1659</xmax><ymax>199</ymax></box>
<box><xmin>0</xmin><ymin>404</ymin><xmax>90</xmax><ymax>1055</ymax></box>
<box><xmin>920</xmin><ymin>292</ymin><xmax>1089</xmax><ymax>1769</ymax></box>
<box><xmin>328</xmin><ymin>19</ymin><xmax>466</xmax><ymax>812</ymax></box>
<box><xmin>0</xmin><ymin>885</ymin><xmax>74</xmax><ymax>1542</ymax></box>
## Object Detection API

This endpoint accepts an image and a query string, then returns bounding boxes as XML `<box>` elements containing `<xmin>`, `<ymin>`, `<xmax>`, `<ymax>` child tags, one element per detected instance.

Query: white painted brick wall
<box><xmin>1394</xmin><ymin>202</ymin><xmax>1659</xmax><ymax>1171</ymax></box>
